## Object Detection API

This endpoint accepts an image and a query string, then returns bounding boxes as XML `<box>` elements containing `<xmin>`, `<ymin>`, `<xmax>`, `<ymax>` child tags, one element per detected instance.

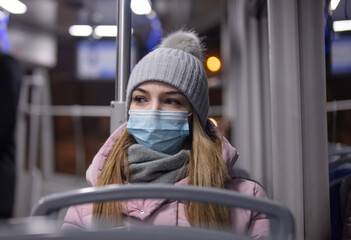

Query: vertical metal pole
<box><xmin>247</xmin><ymin>14</ymin><xmax>265</xmax><ymax>186</ymax></box>
<box><xmin>268</xmin><ymin>0</ymin><xmax>330</xmax><ymax>239</ymax></box>
<box><xmin>116</xmin><ymin>0</ymin><xmax>131</xmax><ymax>102</ymax></box>
<box><xmin>225</xmin><ymin>0</ymin><xmax>252</xmax><ymax>176</ymax></box>
<box><xmin>14</xmin><ymin>76</ymin><xmax>31</xmax><ymax>217</ymax></box>
<box><xmin>40</xmin><ymin>69</ymin><xmax>55</xmax><ymax>179</ymax></box>
<box><xmin>110</xmin><ymin>0</ymin><xmax>131</xmax><ymax>133</ymax></box>
<box><xmin>224</xmin><ymin>0</ymin><xmax>272</xmax><ymax>194</ymax></box>
<box><xmin>267</xmin><ymin>0</ymin><xmax>304</xmax><ymax>238</ymax></box>
<box><xmin>297</xmin><ymin>0</ymin><xmax>330</xmax><ymax>239</ymax></box>
<box><xmin>259</xmin><ymin>12</ymin><xmax>273</xmax><ymax>197</ymax></box>
<box><xmin>28</xmin><ymin>70</ymin><xmax>44</xmax><ymax>210</ymax></box>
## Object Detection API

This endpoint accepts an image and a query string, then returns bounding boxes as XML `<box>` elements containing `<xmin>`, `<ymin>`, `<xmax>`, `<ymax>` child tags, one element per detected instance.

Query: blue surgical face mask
<box><xmin>126</xmin><ymin>110</ymin><xmax>190</xmax><ymax>155</ymax></box>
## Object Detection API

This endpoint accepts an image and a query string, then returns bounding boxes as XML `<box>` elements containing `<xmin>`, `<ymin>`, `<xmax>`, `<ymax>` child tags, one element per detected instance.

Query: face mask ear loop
<box><xmin>187</xmin><ymin>112</ymin><xmax>193</xmax><ymax>127</ymax></box>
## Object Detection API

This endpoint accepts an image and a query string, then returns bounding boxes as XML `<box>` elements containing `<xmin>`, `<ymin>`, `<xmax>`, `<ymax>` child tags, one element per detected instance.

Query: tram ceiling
<box><xmin>5</xmin><ymin>0</ymin><xmax>350</xmax><ymax>35</ymax></box>
<box><xmin>7</xmin><ymin>0</ymin><xmax>225</xmax><ymax>37</ymax></box>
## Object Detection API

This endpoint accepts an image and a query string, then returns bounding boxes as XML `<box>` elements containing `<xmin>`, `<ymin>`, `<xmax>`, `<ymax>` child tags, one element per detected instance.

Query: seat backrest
<box><xmin>31</xmin><ymin>184</ymin><xmax>295</xmax><ymax>240</ymax></box>
<box><xmin>329</xmin><ymin>157</ymin><xmax>351</xmax><ymax>170</ymax></box>
<box><xmin>340</xmin><ymin>174</ymin><xmax>351</xmax><ymax>223</ymax></box>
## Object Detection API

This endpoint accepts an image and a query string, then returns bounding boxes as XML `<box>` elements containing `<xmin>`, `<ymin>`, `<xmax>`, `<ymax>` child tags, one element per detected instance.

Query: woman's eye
<box><xmin>165</xmin><ymin>99</ymin><xmax>181</xmax><ymax>105</ymax></box>
<box><xmin>133</xmin><ymin>96</ymin><xmax>146</xmax><ymax>103</ymax></box>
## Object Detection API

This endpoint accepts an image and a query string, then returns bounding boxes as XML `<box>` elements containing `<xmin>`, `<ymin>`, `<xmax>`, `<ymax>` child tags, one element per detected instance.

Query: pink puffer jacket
<box><xmin>62</xmin><ymin>122</ymin><xmax>270</xmax><ymax>239</ymax></box>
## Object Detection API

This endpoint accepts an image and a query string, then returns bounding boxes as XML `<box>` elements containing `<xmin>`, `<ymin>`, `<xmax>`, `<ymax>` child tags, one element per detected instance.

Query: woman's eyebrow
<box><xmin>165</xmin><ymin>91</ymin><xmax>183</xmax><ymax>95</ymax></box>
<box><xmin>134</xmin><ymin>88</ymin><xmax>148</xmax><ymax>94</ymax></box>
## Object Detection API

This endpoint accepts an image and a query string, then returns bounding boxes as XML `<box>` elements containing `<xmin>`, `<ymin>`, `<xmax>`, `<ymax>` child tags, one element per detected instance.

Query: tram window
<box><xmin>326</xmin><ymin>0</ymin><xmax>351</xmax><ymax>238</ymax></box>
<box><xmin>331</xmin><ymin>37</ymin><xmax>351</xmax><ymax>75</ymax></box>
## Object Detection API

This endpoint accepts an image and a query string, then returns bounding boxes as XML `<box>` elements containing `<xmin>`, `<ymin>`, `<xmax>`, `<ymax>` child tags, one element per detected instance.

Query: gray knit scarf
<box><xmin>127</xmin><ymin>144</ymin><xmax>190</xmax><ymax>184</ymax></box>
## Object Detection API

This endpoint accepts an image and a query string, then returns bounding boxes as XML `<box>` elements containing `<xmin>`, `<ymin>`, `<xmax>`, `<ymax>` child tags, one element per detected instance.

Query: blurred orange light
<box><xmin>206</xmin><ymin>56</ymin><xmax>221</xmax><ymax>72</ymax></box>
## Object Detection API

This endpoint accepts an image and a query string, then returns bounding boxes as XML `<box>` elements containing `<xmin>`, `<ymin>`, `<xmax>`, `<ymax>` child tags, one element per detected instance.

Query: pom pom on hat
<box><xmin>126</xmin><ymin>30</ymin><xmax>209</xmax><ymax>127</ymax></box>
<box><xmin>159</xmin><ymin>30</ymin><xmax>204</xmax><ymax>61</ymax></box>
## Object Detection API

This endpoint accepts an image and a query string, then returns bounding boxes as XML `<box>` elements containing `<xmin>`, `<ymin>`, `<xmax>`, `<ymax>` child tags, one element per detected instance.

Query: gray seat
<box><xmin>26</xmin><ymin>184</ymin><xmax>295</xmax><ymax>240</ymax></box>
<box><xmin>340</xmin><ymin>174</ymin><xmax>351</xmax><ymax>240</ymax></box>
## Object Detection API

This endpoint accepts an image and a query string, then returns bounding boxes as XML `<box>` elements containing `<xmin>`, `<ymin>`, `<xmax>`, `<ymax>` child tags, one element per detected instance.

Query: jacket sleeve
<box><xmin>62</xmin><ymin>204</ymin><xmax>89</xmax><ymax>230</ymax></box>
<box><xmin>246</xmin><ymin>182</ymin><xmax>270</xmax><ymax>240</ymax></box>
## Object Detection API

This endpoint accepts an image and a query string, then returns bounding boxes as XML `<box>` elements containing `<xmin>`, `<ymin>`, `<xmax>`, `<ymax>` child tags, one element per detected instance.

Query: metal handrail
<box><xmin>326</xmin><ymin>100</ymin><xmax>351</xmax><ymax>112</ymax></box>
<box><xmin>32</xmin><ymin>184</ymin><xmax>295</xmax><ymax>240</ymax></box>
<box><xmin>26</xmin><ymin>105</ymin><xmax>110</xmax><ymax>117</ymax></box>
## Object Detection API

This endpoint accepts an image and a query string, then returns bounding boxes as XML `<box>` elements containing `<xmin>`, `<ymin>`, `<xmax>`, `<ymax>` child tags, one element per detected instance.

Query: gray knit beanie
<box><xmin>126</xmin><ymin>30</ymin><xmax>209</xmax><ymax>127</ymax></box>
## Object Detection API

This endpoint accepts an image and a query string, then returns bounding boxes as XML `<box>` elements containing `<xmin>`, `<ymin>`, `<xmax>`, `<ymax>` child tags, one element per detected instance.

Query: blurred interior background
<box><xmin>1</xmin><ymin>0</ymin><xmax>351</xmax><ymax>239</ymax></box>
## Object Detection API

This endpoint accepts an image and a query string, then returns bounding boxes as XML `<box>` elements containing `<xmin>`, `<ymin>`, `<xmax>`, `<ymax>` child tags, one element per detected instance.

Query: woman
<box><xmin>63</xmin><ymin>30</ymin><xmax>269</xmax><ymax>238</ymax></box>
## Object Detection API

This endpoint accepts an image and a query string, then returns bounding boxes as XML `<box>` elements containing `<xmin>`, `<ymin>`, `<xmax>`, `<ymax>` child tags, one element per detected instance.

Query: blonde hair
<box><xmin>92</xmin><ymin>113</ymin><xmax>230</xmax><ymax>229</ymax></box>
